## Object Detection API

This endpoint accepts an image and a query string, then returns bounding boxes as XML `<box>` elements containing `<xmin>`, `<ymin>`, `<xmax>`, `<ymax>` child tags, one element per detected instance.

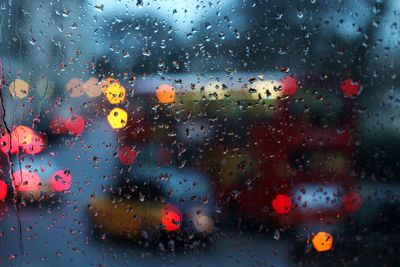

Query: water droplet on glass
<box><xmin>274</xmin><ymin>229</ymin><xmax>280</xmax><ymax>240</ymax></box>
<box><xmin>297</xmin><ymin>11</ymin><xmax>304</xmax><ymax>19</ymax></box>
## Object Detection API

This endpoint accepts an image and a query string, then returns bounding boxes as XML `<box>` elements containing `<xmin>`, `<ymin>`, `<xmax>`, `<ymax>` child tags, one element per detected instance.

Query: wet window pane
<box><xmin>0</xmin><ymin>0</ymin><xmax>399</xmax><ymax>266</ymax></box>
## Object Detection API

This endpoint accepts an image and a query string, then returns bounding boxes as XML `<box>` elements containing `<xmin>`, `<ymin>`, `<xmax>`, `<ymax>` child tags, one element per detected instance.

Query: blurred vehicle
<box><xmin>240</xmin><ymin>86</ymin><xmax>359</xmax><ymax>227</ymax></box>
<box><xmin>88</xmin><ymin>164</ymin><xmax>216</xmax><ymax>250</ymax></box>
<box><xmin>128</xmin><ymin>72</ymin><xmax>361</xmax><ymax>232</ymax></box>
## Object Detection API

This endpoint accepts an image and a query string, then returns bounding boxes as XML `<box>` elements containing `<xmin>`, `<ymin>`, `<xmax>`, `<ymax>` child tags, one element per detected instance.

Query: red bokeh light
<box><xmin>118</xmin><ymin>146</ymin><xmax>138</xmax><ymax>166</ymax></box>
<box><xmin>343</xmin><ymin>192</ymin><xmax>362</xmax><ymax>212</ymax></box>
<box><xmin>66</xmin><ymin>115</ymin><xmax>85</xmax><ymax>135</ymax></box>
<box><xmin>272</xmin><ymin>194</ymin><xmax>292</xmax><ymax>214</ymax></box>
<box><xmin>0</xmin><ymin>180</ymin><xmax>7</xmax><ymax>201</ymax></box>
<box><xmin>0</xmin><ymin>127</ymin><xmax>48</xmax><ymax>156</ymax></box>
<box><xmin>1</xmin><ymin>126</ymin><xmax>45</xmax><ymax>155</ymax></box>
<box><xmin>12</xmin><ymin>170</ymin><xmax>41</xmax><ymax>192</ymax></box>
<box><xmin>50</xmin><ymin>170</ymin><xmax>72</xmax><ymax>192</ymax></box>
<box><xmin>341</xmin><ymin>79</ymin><xmax>362</xmax><ymax>97</ymax></box>
<box><xmin>0</xmin><ymin>132</ymin><xmax>18</xmax><ymax>155</ymax></box>
<box><xmin>281</xmin><ymin>76</ymin><xmax>298</xmax><ymax>96</ymax></box>
<box><xmin>161</xmin><ymin>204</ymin><xmax>182</xmax><ymax>231</ymax></box>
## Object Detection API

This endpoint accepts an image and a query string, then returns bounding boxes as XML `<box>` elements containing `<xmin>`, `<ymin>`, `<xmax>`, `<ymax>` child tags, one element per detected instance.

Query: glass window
<box><xmin>0</xmin><ymin>0</ymin><xmax>399</xmax><ymax>266</ymax></box>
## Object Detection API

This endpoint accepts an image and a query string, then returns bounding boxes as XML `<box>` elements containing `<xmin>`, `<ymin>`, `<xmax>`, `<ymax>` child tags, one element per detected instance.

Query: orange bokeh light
<box><xmin>312</xmin><ymin>232</ymin><xmax>333</xmax><ymax>252</ymax></box>
<box><xmin>156</xmin><ymin>84</ymin><xmax>176</xmax><ymax>104</ymax></box>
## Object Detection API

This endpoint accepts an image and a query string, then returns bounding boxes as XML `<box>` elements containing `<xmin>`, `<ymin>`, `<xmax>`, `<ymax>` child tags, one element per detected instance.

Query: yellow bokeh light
<box><xmin>101</xmin><ymin>77</ymin><xmax>119</xmax><ymax>92</ymax></box>
<box><xmin>312</xmin><ymin>232</ymin><xmax>333</xmax><ymax>252</ymax></box>
<box><xmin>107</xmin><ymin>108</ymin><xmax>128</xmax><ymax>129</ymax></box>
<box><xmin>248</xmin><ymin>80</ymin><xmax>282</xmax><ymax>100</ymax></box>
<box><xmin>104</xmin><ymin>83</ymin><xmax>126</xmax><ymax>104</ymax></box>
<box><xmin>9</xmin><ymin>79</ymin><xmax>29</xmax><ymax>99</ymax></box>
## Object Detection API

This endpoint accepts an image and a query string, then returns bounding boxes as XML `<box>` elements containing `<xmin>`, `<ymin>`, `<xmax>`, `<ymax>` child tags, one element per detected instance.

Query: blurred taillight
<box><xmin>272</xmin><ymin>194</ymin><xmax>292</xmax><ymax>214</ymax></box>
<box><xmin>161</xmin><ymin>204</ymin><xmax>182</xmax><ymax>232</ymax></box>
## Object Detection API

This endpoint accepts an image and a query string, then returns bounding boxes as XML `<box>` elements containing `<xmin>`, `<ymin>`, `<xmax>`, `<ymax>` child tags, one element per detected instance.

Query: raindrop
<box><xmin>297</xmin><ymin>11</ymin><xmax>304</xmax><ymax>19</ymax></box>
<box><xmin>274</xmin><ymin>229</ymin><xmax>280</xmax><ymax>240</ymax></box>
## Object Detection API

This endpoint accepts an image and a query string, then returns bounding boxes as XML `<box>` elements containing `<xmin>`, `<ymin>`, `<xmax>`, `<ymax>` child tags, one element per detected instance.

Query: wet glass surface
<box><xmin>0</xmin><ymin>1</ymin><xmax>400</xmax><ymax>266</ymax></box>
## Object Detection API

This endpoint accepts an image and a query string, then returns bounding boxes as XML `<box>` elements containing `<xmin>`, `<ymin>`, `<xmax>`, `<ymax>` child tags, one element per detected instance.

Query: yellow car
<box><xmin>88</xmin><ymin>165</ymin><xmax>215</xmax><ymax>249</ymax></box>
